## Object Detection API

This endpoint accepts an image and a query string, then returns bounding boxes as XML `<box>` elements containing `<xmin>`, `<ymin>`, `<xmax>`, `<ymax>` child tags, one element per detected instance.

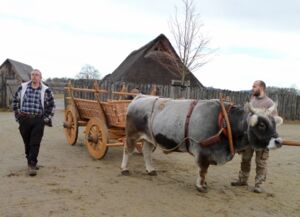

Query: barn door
<box><xmin>170</xmin><ymin>80</ymin><xmax>191</xmax><ymax>99</ymax></box>
<box><xmin>6</xmin><ymin>79</ymin><xmax>19</xmax><ymax>108</ymax></box>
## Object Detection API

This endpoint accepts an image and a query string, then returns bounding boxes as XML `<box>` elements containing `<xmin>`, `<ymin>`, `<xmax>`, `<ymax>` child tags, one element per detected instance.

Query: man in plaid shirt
<box><xmin>12</xmin><ymin>69</ymin><xmax>55</xmax><ymax>176</ymax></box>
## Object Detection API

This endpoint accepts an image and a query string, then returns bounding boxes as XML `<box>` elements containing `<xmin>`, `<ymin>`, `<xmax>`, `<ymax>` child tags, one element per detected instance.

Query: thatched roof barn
<box><xmin>0</xmin><ymin>58</ymin><xmax>33</xmax><ymax>108</ymax></box>
<box><xmin>102</xmin><ymin>34</ymin><xmax>204</xmax><ymax>88</ymax></box>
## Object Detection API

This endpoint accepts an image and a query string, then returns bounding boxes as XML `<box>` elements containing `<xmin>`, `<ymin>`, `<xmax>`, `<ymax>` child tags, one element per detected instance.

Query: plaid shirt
<box><xmin>12</xmin><ymin>82</ymin><xmax>55</xmax><ymax>121</ymax></box>
<box><xmin>20</xmin><ymin>85</ymin><xmax>43</xmax><ymax>114</ymax></box>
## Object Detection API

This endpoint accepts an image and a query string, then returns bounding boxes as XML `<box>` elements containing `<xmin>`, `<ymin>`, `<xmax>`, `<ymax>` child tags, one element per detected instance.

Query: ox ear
<box><xmin>274</xmin><ymin>116</ymin><xmax>283</xmax><ymax>127</ymax></box>
<box><xmin>249</xmin><ymin>114</ymin><xmax>258</xmax><ymax>127</ymax></box>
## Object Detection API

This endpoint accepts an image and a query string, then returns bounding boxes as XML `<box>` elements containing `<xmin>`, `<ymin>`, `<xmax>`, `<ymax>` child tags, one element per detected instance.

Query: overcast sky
<box><xmin>1</xmin><ymin>0</ymin><xmax>299</xmax><ymax>91</ymax></box>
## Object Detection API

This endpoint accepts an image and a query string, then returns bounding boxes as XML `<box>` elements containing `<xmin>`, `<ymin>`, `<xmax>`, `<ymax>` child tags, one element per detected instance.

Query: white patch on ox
<box><xmin>249</xmin><ymin>114</ymin><xmax>258</xmax><ymax>127</ymax></box>
<box><xmin>267</xmin><ymin>137</ymin><xmax>283</xmax><ymax>150</ymax></box>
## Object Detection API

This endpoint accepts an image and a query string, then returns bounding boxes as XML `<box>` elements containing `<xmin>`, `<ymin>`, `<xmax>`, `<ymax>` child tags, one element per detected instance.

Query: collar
<box><xmin>254</xmin><ymin>94</ymin><xmax>266</xmax><ymax>100</ymax></box>
<box><xmin>28</xmin><ymin>81</ymin><xmax>42</xmax><ymax>90</ymax></box>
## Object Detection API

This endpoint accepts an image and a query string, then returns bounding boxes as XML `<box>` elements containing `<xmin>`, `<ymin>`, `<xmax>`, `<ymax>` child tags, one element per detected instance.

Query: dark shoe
<box><xmin>231</xmin><ymin>180</ymin><xmax>248</xmax><ymax>186</ymax></box>
<box><xmin>28</xmin><ymin>166</ymin><xmax>37</xmax><ymax>176</ymax></box>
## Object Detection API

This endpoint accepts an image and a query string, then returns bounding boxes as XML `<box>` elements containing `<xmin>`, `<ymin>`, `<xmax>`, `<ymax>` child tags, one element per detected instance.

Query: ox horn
<box><xmin>247</xmin><ymin>102</ymin><xmax>259</xmax><ymax>114</ymax></box>
<box><xmin>266</xmin><ymin>103</ymin><xmax>277</xmax><ymax>116</ymax></box>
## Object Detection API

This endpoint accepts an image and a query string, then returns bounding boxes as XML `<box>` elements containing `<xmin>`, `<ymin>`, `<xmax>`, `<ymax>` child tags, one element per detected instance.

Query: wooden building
<box><xmin>0</xmin><ymin>59</ymin><xmax>33</xmax><ymax>108</ymax></box>
<box><xmin>102</xmin><ymin>34</ymin><xmax>204</xmax><ymax>88</ymax></box>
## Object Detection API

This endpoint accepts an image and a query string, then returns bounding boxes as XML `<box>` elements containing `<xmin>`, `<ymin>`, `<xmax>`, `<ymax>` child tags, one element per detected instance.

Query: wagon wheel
<box><xmin>84</xmin><ymin>117</ymin><xmax>108</xmax><ymax>159</ymax></box>
<box><xmin>63</xmin><ymin>105</ymin><xmax>79</xmax><ymax>145</ymax></box>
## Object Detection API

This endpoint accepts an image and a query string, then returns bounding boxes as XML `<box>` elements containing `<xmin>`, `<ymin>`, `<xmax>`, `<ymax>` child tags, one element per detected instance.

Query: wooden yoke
<box><xmin>220</xmin><ymin>96</ymin><xmax>234</xmax><ymax>157</ymax></box>
<box><xmin>198</xmin><ymin>96</ymin><xmax>235</xmax><ymax>157</ymax></box>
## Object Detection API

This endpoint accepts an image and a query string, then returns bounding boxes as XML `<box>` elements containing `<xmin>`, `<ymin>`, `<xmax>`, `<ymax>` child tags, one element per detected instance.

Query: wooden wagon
<box><xmin>63</xmin><ymin>81</ymin><xmax>149</xmax><ymax>159</ymax></box>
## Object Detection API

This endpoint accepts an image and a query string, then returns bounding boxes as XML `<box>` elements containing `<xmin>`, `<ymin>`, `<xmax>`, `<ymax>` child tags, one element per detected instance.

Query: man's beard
<box><xmin>31</xmin><ymin>80</ymin><xmax>40</xmax><ymax>86</ymax></box>
<box><xmin>253</xmin><ymin>90</ymin><xmax>260</xmax><ymax>97</ymax></box>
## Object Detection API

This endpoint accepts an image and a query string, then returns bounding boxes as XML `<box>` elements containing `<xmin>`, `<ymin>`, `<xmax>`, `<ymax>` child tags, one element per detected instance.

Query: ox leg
<box><xmin>143</xmin><ymin>141</ymin><xmax>157</xmax><ymax>176</ymax></box>
<box><xmin>196</xmin><ymin>157</ymin><xmax>210</xmax><ymax>193</ymax></box>
<box><xmin>121</xmin><ymin>137</ymin><xmax>136</xmax><ymax>175</ymax></box>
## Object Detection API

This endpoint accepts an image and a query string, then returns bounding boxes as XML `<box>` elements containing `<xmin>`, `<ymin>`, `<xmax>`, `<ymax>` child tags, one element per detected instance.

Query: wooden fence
<box><xmin>63</xmin><ymin>80</ymin><xmax>300</xmax><ymax>120</ymax></box>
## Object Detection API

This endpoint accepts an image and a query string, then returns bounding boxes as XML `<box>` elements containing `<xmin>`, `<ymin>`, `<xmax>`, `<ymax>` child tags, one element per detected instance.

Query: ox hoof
<box><xmin>121</xmin><ymin>170</ymin><xmax>130</xmax><ymax>176</ymax></box>
<box><xmin>196</xmin><ymin>185</ymin><xmax>208</xmax><ymax>193</ymax></box>
<box><xmin>147</xmin><ymin>170</ymin><xmax>157</xmax><ymax>176</ymax></box>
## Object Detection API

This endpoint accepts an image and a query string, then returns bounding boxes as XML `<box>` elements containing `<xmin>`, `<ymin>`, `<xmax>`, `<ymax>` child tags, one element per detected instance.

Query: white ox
<box><xmin>121</xmin><ymin>95</ymin><xmax>283</xmax><ymax>192</ymax></box>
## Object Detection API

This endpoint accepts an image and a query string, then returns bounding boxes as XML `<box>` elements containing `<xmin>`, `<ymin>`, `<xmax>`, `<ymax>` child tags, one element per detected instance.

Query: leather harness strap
<box><xmin>199</xmin><ymin>106</ymin><xmax>233</xmax><ymax>141</ymax></box>
<box><xmin>198</xmin><ymin>98</ymin><xmax>235</xmax><ymax>157</ymax></box>
<box><xmin>184</xmin><ymin>100</ymin><xmax>198</xmax><ymax>154</ymax></box>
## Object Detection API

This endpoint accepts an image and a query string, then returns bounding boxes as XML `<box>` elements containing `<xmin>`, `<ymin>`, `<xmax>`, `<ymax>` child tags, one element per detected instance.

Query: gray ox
<box><xmin>121</xmin><ymin>95</ymin><xmax>283</xmax><ymax>192</ymax></box>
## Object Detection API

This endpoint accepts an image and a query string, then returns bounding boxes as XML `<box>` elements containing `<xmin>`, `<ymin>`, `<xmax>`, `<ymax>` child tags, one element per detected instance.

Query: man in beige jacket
<box><xmin>231</xmin><ymin>80</ymin><xmax>277</xmax><ymax>193</ymax></box>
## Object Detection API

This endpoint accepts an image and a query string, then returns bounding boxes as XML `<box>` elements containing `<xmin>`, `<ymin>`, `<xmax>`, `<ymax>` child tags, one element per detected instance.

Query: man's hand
<box><xmin>44</xmin><ymin>117</ymin><xmax>53</xmax><ymax>127</ymax></box>
<box><xmin>16</xmin><ymin>112</ymin><xmax>25</xmax><ymax>123</ymax></box>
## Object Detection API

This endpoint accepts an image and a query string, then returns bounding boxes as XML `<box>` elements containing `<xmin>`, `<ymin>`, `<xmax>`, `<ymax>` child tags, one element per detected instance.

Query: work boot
<box><xmin>28</xmin><ymin>165</ymin><xmax>37</xmax><ymax>176</ymax></box>
<box><xmin>231</xmin><ymin>180</ymin><xmax>248</xmax><ymax>186</ymax></box>
<box><xmin>253</xmin><ymin>184</ymin><xmax>263</xmax><ymax>193</ymax></box>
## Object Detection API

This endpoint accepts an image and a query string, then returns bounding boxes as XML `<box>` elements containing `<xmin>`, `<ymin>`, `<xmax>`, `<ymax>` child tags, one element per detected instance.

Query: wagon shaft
<box><xmin>282</xmin><ymin>139</ymin><xmax>300</xmax><ymax>146</ymax></box>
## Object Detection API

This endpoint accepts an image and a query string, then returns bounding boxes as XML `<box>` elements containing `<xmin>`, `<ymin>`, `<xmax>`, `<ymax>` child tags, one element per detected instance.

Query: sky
<box><xmin>0</xmin><ymin>0</ymin><xmax>299</xmax><ymax>91</ymax></box>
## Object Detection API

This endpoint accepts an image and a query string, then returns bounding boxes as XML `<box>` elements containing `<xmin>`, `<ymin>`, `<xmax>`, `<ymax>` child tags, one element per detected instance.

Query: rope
<box><xmin>158</xmin><ymin>137</ymin><xmax>190</xmax><ymax>153</ymax></box>
<box><xmin>148</xmin><ymin>97</ymin><xmax>159</xmax><ymax>149</ymax></box>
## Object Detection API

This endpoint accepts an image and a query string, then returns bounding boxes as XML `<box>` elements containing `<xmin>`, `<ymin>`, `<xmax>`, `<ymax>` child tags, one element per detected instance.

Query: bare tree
<box><xmin>169</xmin><ymin>0</ymin><xmax>212</xmax><ymax>83</ymax></box>
<box><xmin>76</xmin><ymin>64</ymin><xmax>101</xmax><ymax>79</ymax></box>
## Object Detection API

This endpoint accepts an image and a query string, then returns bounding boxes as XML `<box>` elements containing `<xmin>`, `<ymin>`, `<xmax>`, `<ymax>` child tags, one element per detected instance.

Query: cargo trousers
<box><xmin>238</xmin><ymin>146</ymin><xmax>269</xmax><ymax>186</ymax></box>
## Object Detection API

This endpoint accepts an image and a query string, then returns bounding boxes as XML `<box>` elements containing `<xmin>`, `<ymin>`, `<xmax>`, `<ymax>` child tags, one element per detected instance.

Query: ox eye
<box><xmin>257</xmin><ymin>122</ymin><xmax>266</xmax><ymax>131</ymax></box>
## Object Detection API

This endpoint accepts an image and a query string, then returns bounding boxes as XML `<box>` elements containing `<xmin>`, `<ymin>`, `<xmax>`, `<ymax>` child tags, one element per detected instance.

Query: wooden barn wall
<box><xmin>0</xmin><ymin>64</ymin><xmax>21</xmax><ymax>108</ymax></box>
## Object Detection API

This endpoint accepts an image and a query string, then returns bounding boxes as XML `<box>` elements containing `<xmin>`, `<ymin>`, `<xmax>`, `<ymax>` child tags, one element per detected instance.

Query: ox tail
<box><xmin>124</xmin><ymin>116</ymin><xmax>140</xmax><ymax>154</ymax></box>
<box><xmin>125</xmin><ymin>136</ymin><xmax>137</xmax><ymax>154</ymax></box>
<box><xmin>121</xmin><ymin>127</ymin><xmax>139</xmax><ymax>173</ymax></box>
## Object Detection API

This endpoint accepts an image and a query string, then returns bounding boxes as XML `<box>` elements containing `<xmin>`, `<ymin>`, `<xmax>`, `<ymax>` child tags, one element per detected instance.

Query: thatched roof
<box><xmin>103</xmin><ymin>34</ymin><xmax>204</xmax><ymax>87</ymax></box>
<box><xmin>0</xmin><ymin>58</ymin><xmax>33</xmax><ymax>81</ymax></box>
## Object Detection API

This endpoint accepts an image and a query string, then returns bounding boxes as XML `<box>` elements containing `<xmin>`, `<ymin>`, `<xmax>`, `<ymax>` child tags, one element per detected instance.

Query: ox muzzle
<box><xmin>267</xmin><ymin>137</ymin><xmax>283</xmax><ymax>150</ymax></box>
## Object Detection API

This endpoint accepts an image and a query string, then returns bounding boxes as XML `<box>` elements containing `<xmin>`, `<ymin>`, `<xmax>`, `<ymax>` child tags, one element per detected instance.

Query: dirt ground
<box><xmin>0</xmin><ymin>98</ymin><xmax>299</xmax><ymax>217</ymax></box>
